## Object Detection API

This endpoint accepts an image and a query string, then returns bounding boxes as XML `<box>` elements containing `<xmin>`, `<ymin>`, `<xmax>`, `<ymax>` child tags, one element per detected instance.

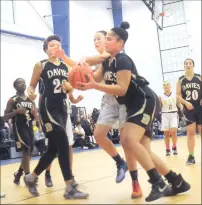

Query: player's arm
<box><xmin>31</xmin><ymin>103</ymin><xmax>42</xmax><ymax>130</ymax></box>
<box><xmin>93</xmin><ymin>64</ymin><xmax>104</xmax><ymax>83</ymax></box>
<box><xmin>4</xmin><ymin>99</ymin><xmax>26</xmax><ymax>121</ymax></box>
<box><xmin>28</xmin><ymin>62</ymin><xmax>42</xmax><ymax>101</ymax></box>
<box><xmin>69</xmin><ymin>93</ymin><xmax>84</xmax><ymax>104</ymax></box>
<box><xmin>176</xmin><ymin>80</ymin><xmax>188</xmax><ymax>105</ymax></box>
<box><xmin>85</xmin><ymin>52</ymin><xmax>111</xmax><ymax>66</ymax></box>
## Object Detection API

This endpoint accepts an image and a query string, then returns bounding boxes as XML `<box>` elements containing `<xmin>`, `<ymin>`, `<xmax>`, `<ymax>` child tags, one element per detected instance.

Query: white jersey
<box><xmin>161</xmin><ymin>92</ymin><xmax>178</xmax><ymax>113</ymax></box>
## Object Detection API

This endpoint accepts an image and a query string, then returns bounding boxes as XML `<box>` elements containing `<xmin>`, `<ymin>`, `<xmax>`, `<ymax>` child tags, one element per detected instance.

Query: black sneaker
<box><xmin>116</xmin><ymin>160</ymin><xmax>128</xmax><ymax>183</ymax></box>
<box><xmin>166</xmin><ymin>149</ymin><xmax>171</xmax><ymax>156</ymax></box>
<box><xmin>172</xmin><ymin>147</ymin><xmax>178</xmax><ymax>155</ymax></box>
<box><xmin>186</xmin><ymin>155</ymin><xmax>195</xmax><ymax>165</ymax></box>
<box><xmin>45</xmin><ymin>175</ymin><xmax>53</xmax><ymax>187</ymax></box>
<box><xmin>64</xmin><ymin>184</ymin><xmax>89</xmax><ymax>199</ymax></box>
<box><xmin>72</xmin><ymin>176</ymin><xmax>79</xmax><ymax>188</ymax></box>
<box><xmin>169</xmin><ymin>174</ymin><xmax>191</xmax><ymax>195</ymax></box>
<box><xmin>145</xmin><ymin>179</ymin><xmax>172</xmax><ymax>202</ymax></box>
<box><xmin>24</xmin><ymin>174</ymin><xmax>39</xmax><ymax>197</ymax></box>
<box><xmin>14</xmin><ymin>172</ymin><xmax>23</xmax><ymax>185</ymax></box>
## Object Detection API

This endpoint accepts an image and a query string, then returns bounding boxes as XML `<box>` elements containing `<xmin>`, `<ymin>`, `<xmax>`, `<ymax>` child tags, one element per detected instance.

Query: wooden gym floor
<box><xmin>0</xmin><ymin>136</ymin><xmax>201</xmax><ymax>204</ymax></box>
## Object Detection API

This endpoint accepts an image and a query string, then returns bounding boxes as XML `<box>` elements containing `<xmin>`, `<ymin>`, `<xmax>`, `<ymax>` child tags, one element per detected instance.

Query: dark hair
<box><xmin>96</xmin><ymin>30</ymin><xmax>107</xmax><ymax>36</ymax></box>
<box><xmin>43</xmin><ymin>35</ymin><xmax>61</xmax><ymax>52</ymax></box>
<box><xmin>184</xmin><ymin>58</ymin><xmax>195</xmax><ymax>66</ymax></box>
<box><xmin>111</xmin><ymin>21</ymin><xmax>130</xmax><ymax>43</ymax></box>
<box><xmin>13</xmin><ymin>78</ymin><xmax>23</xmax><ymax>89</ymax></box>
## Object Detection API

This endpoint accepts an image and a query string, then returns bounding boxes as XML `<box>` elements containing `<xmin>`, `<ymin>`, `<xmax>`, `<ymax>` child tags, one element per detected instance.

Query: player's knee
<box><xmin>94</xmin><ymin>129</ymin><xmax>107</xmax><ymax>142</ymax></box>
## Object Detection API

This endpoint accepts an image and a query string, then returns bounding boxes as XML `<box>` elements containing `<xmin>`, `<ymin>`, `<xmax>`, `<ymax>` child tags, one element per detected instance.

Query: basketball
<box><xmin>68</xmin><ymin>64</ymin><xmax>94</xmax><ymax>88</ymax></box>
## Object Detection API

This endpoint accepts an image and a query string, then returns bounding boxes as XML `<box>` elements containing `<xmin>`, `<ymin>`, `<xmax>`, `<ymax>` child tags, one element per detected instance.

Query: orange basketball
<box><xmin>68</xmin><ymin>64</ymin><xmax>94</xmax><ymax>88</ymax></box>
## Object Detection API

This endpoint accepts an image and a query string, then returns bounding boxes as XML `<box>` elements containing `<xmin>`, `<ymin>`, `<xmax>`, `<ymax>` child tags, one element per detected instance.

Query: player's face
<box><xmin>46</xmin><ymin>40</ymin><xmax>61</xmax><ymax>57</ymax></box>
<box><xmin>15</xmin><ymin>78</ymin><xmax>26</xmax><ymax>93</ymax></box>
<box><xmin>184</xmin><ymin>59</ymin><xmax>194</xmax><ymax>73</ymax></box>
<box><xmin>94</xmin><ymin>32</ymin><xmax>106</xmax><ymax>53</ymax></box>
<box><xmin>163</xmin><ymin>82</ymin><xmax>171</xmax><ymax>92</ymax></box>
<box><xmin>105</xmin><ymin>31</ymin><xmax>123</xmax><ymax>54</ymax></box>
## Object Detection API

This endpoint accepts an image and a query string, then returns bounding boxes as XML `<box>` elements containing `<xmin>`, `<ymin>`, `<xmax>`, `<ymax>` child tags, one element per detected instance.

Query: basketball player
<box><xmin>159</xmin><ymin>81</ymin><xmax>179</xmax><ymax>156</ymax></box>
<box><xmin>76</xmin><ymin>22</ymin><xmax>191</xmax><ymax>202</ymax></box>
<box><xmin>176</xmin><ymin>58</ymin><xmax>201</xmax><ymax>165</ymax></box>
<box><xmin>4</xmin><ymin>78</ymin><xmax>37</xmax><ymax>185</ymax></box>
<box><xmin>25</xmin><ymin>35</ymin><xmax>89</xmax><ymax>199</ymax></box>
<box><xmin>53</xmin><ymin>30</ymin><xmax>142</xmax><ymax>198</ymax></box>
<box><xmin>44</xmin><ymin>92</ymin><xmax>84</xmax><ymax>188</ymax></box>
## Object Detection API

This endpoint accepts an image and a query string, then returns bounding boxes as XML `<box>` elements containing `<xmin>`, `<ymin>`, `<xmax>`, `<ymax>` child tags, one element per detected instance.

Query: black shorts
<box><xmin>127</xmin><ymin>88</ymin><xmax>160</xmax><ymax>138</ymax></box>
<box><xmin>13</xmin><ymin>122</ymin><xmax>34</xmax><ymax>152</ymax></box>
<box><xmin>184</xmin><ymin>107</ymin><xmax>202</xmax><ymax>125</ymax></box>
<box><xmin>39</xmin><ymin>97</ymin><xmax>67</xmax><ymax>135</ymax></box>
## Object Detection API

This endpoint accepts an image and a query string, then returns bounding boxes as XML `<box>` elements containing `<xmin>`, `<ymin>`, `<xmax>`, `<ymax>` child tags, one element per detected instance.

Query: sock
<box><xmin>165</xmin><ymin>170</ymin><xmax>178</xmax><ymax>183</ymax></box>
<box><xmin>172</xmin><ymin>144</ymin><xmax>176</xmax><ymax>149</ymax></box>
<box><xmin>130</xmin><ymin>170</ymin><xmax>138</xmax><ymax>182</ymax></box>
<box><xmin>189</xmin><ymin>152</ymin><xmax>194</xmax><ymax>157</ymax></box>
<box><xmin>147</xmin><ymin>168</ymin><xmax>162</xmax><ymax>184</ymax></box>
<box><xmin>112</xmin><ymin>154</ymin><xmax>123</xmax><ymax>165</ymax></box>
<box><xmin>45</xmin><ymin>170</ymin><xmax>51</xmax><ymax>177</ymax></box>
<box><xmin>18</xmin><ymin>168</ymin><xmax>23</xmax><ymax>175</ymax></box>
<box><xmin>166</xmin><ymin>144</ymin><xmax>170</xmax><ymax>150</ymax></box>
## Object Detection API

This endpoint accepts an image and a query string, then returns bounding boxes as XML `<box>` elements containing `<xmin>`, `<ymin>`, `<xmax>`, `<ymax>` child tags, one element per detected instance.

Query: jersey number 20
<box><xmin>53</xmin><ymin>79</ymin><xmax>67</xmax><ymax>93</ymax></box>
<box><xmin>186</xmin><ymin>90</ymin><xmax>198</xmax><ymax>101</ymax></box>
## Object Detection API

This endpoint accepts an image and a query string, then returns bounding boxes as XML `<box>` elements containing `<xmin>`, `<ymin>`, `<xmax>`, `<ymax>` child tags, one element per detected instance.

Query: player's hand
<box><xmin>76</xmin><ymin>74</ymin><xmax>96</xmax><ymax>91</ymax></box>
<box><xmin>185</xmin><ymin>101</ymin><xmax>194</xmax><ymax>110</ymax></box>
<box><xmin>62</xmin><ymin>81</ymin><xmax>74</xmax><ymax>93</ymax></box>
<box><xmin>27</xmin><ymin>86</ymin><xmax>37</xmax><ymax>101</ymax></box>
<box><xmin>78</xmin><ymin>57</ymin><xmax>88</xmax><ymax>67</ymax></box>
<box><xmin>16</xmin><ymin>108</ymin><xmax>27</xmax><ymax>114</ymax></box>
<box><xmin>76</xmin><ymin>95</ymin><xmax>84</xmax><ymax>102</ymax></box>
<box><xmin>51</xmin><ymin>47</ymin><xmax>65</xmax><ymax>59</ymax></box>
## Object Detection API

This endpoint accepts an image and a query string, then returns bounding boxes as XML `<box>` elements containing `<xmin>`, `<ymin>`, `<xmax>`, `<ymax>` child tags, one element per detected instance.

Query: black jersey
<box><xmin>180</xmin><ymin>73</ymin><xmax>201</xmax><ymax>109</ymax></box>
<box><xmin>12</xmin><ymin>95</ymin><xmax>35</xmax><ymax>127</ymax></box>
<box><xmin>102</xmin><ymin>53</ymin><xmax>149</xmax><ymax>109</ymax></box>
<box><xmin>39</xmin><ymin>60</ymin><xmax>68</xmax><ymax>111</ymax></box>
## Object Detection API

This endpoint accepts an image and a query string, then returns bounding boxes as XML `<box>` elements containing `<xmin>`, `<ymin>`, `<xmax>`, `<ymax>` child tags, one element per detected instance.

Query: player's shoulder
<box><xmin>10</xmin><ymin>95</ymin><xmax>18</xmax><ymax>102</ymax></box>
<box><xmin>194</xmin><ymin>73</ymin><xmax>201</xmax><ymax>80</ymax></box>
<box><xmin>179</xmin><ymin>75</ymin><xmax>185</xmax><ymax>82</ymax></box>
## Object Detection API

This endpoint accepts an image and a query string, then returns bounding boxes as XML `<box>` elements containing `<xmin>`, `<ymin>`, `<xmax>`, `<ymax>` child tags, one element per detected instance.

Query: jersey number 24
<box><xmin>53</xmin><ymin>79</ymin><xmax>67</xmax><ymax>93</ymax></box>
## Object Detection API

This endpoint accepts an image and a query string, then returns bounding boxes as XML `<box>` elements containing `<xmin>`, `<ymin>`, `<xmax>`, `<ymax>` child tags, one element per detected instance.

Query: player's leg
<box><xmin>185</xmin><ymin>110</ymin><xmax>196</xmax><ymax>164</ymax></box>
<box><xmin>196</xmin><ymin>109</ymin><xmax>202</xmax><ymax>137</ymax></box>
<box><xmin>120</xmin><ymin>122</ymin><xmax>171</xmax><ymax>202</ymax></box>
<box><xmin>161</xmin><ymin>114</ymin><xmax>171</xmax><ymax>156</ymax></box>
<box><xmin>170</xmin><ymin>113</ymin><xmax>178</xmax><ymax>155</ymax></box>
<box><xmin>119</xmin><ymin>106</ymin><xmax>142</xmax><ymax>198</ymax></box>
<box><xmin>66</xmin><ymin>116</ymin><xmax>78</xmax><ymax>187</ymax></box>
<box><xmin>95</xmin><ymin>98</ymin><xmax>127</xmax><ymax>183</ymax></box>
<box><xmin>140</xmin><ymin>135</ymin><xmax>190</xmax><ymax>198</ymax></box>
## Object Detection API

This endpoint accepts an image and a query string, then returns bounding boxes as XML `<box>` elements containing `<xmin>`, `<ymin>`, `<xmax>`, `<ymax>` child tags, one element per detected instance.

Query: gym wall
<box><xmin>69</xmin><ymin>1</ymin><xmax>114</xmax><ymax>113</ymax></box>
<box><xmin>1</xmin><ymin>0</ymin><xmax>53</xmax><ymax>115</ymax></box>
<box><xmin>122</xmin><ymin>1</ymin><xmax>163</xmax><ymax>95</ymax></box>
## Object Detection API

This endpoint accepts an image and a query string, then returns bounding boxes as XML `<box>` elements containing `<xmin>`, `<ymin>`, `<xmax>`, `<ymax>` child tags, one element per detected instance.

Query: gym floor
<box><xmin>0</xmin><ymin>136</ymin><xmax>201</xmax><ymax>204</ymax></box>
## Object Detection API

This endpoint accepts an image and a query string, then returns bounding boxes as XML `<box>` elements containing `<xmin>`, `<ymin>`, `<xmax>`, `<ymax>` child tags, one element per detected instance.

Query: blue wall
<box><xmin>51</xmin><ymin>0</ymin><xmax>70</xmax><ymax>56</ymax></box>
<box><xmin>111</xmin><ymin>0</ymin><xmax>123</xmax><ymax>27</ymax></box>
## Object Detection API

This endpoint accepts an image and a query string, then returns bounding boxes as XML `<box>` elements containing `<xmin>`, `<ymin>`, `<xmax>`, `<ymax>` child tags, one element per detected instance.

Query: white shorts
<box><xmin>97</xmin><ymin>94</ymin><xmax>127</xmax><ymax>129</ymax></box>
<box><xmin>161</xmin><ymin>112</ymin><xmax>179</xmax><ymax>131</ymax></box>
<box><xmin>66</xmin><ymin>114</ymin><xmax>74</xmax><ymax>146</ymax></box>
